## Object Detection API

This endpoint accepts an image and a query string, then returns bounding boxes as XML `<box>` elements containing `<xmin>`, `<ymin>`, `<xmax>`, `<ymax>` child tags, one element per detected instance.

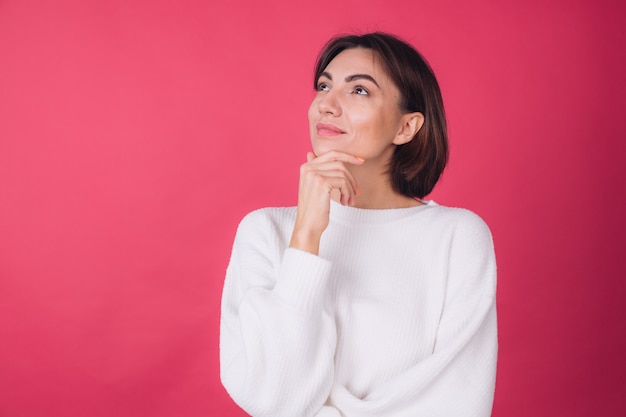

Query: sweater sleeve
<box><xmin>220</xmin><ymin>210</ymin><xmax>337</xmax><ymax>417</ymax></box>
<box><xmin>324</xmin><ymin>210</ymin><xmax>498</xmax><ymax>417</ymax></box>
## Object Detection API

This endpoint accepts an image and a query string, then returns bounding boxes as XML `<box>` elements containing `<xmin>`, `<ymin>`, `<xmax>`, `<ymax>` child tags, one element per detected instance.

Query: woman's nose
<box><xmin>318</xmin><ymin>90</ymin><xmax>341</xmax><ymax>116</ymax></box>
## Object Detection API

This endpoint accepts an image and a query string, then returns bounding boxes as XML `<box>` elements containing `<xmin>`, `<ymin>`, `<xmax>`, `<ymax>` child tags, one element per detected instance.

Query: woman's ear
<box><xmin>393</xmin><ymin>112</ymin><xmax>425</xmax><ymax>145</ymax></box>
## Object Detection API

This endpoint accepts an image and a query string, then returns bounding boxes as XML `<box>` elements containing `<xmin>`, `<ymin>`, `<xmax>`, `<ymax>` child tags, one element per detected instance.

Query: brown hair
<box><xmin>314</xmin><ymin>32</ymin><xmax>448</xmax><ymax>198</ymax></box>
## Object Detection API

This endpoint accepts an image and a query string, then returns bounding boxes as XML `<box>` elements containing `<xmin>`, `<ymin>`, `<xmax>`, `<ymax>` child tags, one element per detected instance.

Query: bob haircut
<box><xmin>313</xmin><ymin>32</ymin><xmax>448</xmax><ymax>199</ymax></box>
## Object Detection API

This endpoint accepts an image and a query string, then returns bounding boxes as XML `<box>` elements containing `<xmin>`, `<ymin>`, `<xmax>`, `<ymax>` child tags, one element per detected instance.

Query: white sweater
<box><xmin>220</xmin><ymin>200</ymin><xmax>497</xmax><ymax>417</ymax></box>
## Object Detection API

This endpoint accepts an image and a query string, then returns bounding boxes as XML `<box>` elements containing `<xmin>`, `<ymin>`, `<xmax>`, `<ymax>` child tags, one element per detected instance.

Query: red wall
<box><xmin>1</xmin><ymin>0</ymin><xmax>624</xmax><ymax>416</ymax></box>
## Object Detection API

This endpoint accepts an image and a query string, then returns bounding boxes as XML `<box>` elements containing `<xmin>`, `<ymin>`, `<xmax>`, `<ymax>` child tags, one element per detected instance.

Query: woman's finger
<box><xmin>302</xmin><ymin>157</ymin><xmax>360</xmax><ymax>195</ymax></box>
<box><xmin>301</xmin><ymin>165</ymin><xmax>358</xmax><ymax>201</ymax></box>
<box><xmin>309</xmin><ymin>150</ymin><xmax>365</xmax><ymax>166</ymax></box>
<box><xmin>308</xmin><ymin>166</ymin><xmax>357</xmax><ymax>195</ymax></box>
<box><xmin>320</xmin><ymin>172</ymin><xmax>358</xmax><ymax>206</ymax></box>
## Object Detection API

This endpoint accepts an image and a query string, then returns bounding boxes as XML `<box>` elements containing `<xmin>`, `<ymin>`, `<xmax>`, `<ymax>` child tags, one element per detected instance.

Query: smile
<box><xmin>316</xmin><ymin>123</ymin><xmax>345</xmax><ymax>137</ymax></box>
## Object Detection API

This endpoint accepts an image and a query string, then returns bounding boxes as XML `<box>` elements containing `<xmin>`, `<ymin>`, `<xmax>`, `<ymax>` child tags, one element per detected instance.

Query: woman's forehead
<box><xmin>323</xmin><ymin>48</ymin><xmax>389</xmax><ymax>81</ymax></box>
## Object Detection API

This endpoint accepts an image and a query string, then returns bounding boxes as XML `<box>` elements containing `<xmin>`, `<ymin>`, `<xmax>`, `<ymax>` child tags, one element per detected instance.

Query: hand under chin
<box><xmin>330</xmin><ymin>188</ymin><xmax>342</xmax><ymax>203</ymax></box>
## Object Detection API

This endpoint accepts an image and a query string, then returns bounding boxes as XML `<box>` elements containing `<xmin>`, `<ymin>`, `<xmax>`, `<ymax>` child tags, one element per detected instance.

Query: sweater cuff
<box><xmin>273</xmin><ymin>248</ymin><xmax>332</xmax><ymax>312</ymax></box>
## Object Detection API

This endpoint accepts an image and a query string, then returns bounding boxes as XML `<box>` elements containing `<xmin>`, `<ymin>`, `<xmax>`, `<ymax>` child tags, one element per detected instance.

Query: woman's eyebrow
<box><xmin>345</xmin><ymin>74</ymin><xmax>380</xmax><ymax>88</ymax></box>
<box><xmin>319</xmin><ymin>72</ymin><xmax>380</xmax><ymax>88</ymax></box>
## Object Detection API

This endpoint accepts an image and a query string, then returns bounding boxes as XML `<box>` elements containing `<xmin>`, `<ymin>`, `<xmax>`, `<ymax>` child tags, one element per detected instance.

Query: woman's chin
<box><xmin>311</xmin><ymin>142</ymin><xmax>352</xmax><ymax>157</ymax></box>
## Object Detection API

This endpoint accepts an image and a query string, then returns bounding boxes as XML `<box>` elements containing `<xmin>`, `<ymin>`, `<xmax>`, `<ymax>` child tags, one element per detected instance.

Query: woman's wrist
<box><xmin>289</xmin><ymin>227</ymin><xmax>322</xmax><ymax>255</ymax></box>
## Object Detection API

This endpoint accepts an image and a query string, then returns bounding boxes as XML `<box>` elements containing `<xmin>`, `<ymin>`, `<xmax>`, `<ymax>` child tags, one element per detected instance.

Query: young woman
<box><xmin>220</xmin><ymin>32</ymin><xmax>497</xmax><ymax>417</ymax></box>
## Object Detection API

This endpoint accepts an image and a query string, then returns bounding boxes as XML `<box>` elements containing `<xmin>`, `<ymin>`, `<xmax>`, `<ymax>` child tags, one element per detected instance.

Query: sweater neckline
<box><xmin>329</xmin><ymin>199</ymin><xmax>436</xmax><ymax>225</ymax></box>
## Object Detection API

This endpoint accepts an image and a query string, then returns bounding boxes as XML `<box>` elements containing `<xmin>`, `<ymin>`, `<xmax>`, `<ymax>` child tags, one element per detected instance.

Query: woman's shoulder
<box><xmin>239</xmin><ymin>206</ymin><xmax>297</xmax><ymax>226</ymax></box>
<box><xmin>235</xmin><ymin>206</ymin><xmax>297</xmax><ymax>241</ymax></box>
<box><xmin>423</xmin><ymin>201</ymin><xmax>492</xmax><ymax>237</ymax></box>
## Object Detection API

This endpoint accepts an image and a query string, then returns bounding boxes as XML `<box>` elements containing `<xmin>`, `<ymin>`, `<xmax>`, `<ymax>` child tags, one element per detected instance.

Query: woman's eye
<box><xmin>317</xmin><ymin>83</ymin><xmax>330</xmax><ymax>91</ymax></box>
<box><xmin>354</xmin><ymin>86</ymin><xmax>369</xmax><ymax>96</ymax></box>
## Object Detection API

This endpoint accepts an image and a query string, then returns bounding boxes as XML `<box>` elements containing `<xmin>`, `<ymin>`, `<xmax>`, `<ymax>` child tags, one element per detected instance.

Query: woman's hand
<box><xmin>289</xmin><ymin>151</ymin><xmax>364</xmax><ymax>255</ymax></box>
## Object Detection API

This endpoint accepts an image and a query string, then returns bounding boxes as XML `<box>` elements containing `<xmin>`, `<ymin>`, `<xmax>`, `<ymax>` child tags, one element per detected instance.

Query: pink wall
<box><xmin>1</xmin><ymin>0</ymin><xmax>624</xmax><ymax>416</ymax></box>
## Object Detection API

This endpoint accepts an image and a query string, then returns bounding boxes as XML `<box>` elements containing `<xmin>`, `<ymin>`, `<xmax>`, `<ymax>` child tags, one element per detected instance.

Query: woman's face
<box><xmin>308</xmin><ymin>47</ymin><xmax>408</xmax><ymax>162</ymax></box>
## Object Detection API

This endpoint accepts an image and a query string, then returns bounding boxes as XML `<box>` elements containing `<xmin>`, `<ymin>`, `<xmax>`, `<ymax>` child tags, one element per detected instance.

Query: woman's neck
<box><xmin>344</xmin><ymin>161</ymin><xmax>423</xmax><ymax>210</ymax></box>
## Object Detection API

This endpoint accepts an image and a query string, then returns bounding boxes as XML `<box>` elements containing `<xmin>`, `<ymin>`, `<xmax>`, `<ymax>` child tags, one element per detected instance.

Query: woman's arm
<box><xmin>220</xmin><ymin>211</ymin><xmax>337</xmax><ymax>417</ymax></box>
<box><xmin>221</xmin><ymin>151</ymin><xmax>362</xmax><ymax>417</ymax></box>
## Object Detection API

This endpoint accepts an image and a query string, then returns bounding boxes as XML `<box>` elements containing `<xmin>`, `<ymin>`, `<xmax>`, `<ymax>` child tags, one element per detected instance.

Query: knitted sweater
<box><xmin>220</xmin><ymin>200</ymin><xmax>497</xmax><ymax>417</ymax></box>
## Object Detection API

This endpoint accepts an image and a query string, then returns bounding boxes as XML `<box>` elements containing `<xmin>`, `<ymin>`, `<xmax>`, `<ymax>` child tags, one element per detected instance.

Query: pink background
<box><xmin>1</xmin><ymin>0</ymin><xmax>624</xmax><ymax>416</ymax></box>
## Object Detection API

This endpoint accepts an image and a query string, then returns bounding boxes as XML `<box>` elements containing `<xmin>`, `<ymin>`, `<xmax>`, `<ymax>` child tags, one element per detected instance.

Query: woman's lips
<box><xmin>316</xmin><ymin>123</ymin><xmax>345</xmax><ymax>137</ymax></box>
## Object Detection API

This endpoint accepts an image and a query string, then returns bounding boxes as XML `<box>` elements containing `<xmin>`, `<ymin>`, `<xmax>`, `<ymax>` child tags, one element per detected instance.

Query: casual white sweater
<box><xmin>220</xmin><ymin>200</ymin><xmax>497</xmax><ymax>417</ymax></box>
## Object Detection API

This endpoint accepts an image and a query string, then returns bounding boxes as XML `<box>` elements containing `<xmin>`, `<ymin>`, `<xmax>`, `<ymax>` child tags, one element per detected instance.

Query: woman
<box><xmin>220</xmin><ymin>32</ymin><xmax>497</xmax><ymax>417</ymax></box>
